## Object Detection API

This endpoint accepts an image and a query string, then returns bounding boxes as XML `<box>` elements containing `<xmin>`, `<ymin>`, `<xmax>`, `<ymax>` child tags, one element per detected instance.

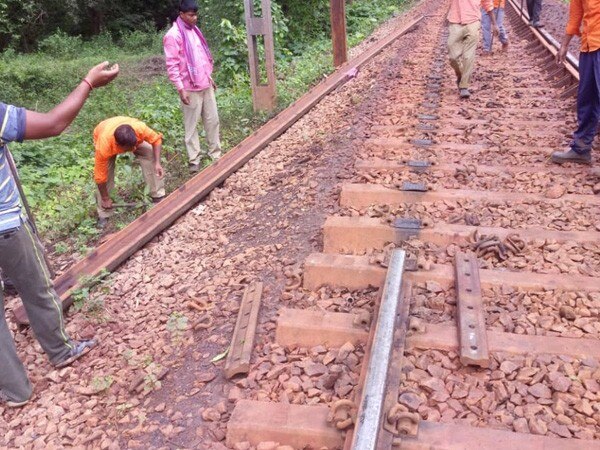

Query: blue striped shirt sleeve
<box><xmin>0</xmin><ymin>103</ymin><xmax>26</xmax><ymax>144</ymax></box>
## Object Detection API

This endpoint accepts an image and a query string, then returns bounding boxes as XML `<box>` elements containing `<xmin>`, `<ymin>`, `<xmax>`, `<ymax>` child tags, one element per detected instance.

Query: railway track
<box><xmin>227</xmin><ymin>2</ymin><xmax>600</xmax><ymax>450</ymax></box>
<box><xmin>4</xmin><ymin>1</ymin><xmax>598</xmax><ymax>449</ymax></box>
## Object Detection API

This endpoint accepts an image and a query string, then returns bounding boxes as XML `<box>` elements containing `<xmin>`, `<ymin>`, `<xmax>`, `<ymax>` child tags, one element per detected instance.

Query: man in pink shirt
<box><xmin>448</xmin><ymin>0</ymin><xmax>499</xmax><ymax>98</ymax></box>
<box><xmin>164</xmin><ymin>0</ymin><xmax>221</xmax><ymax>173</ymax></box>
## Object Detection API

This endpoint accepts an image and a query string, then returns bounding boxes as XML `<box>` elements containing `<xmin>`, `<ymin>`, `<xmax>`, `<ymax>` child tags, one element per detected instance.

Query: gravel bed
<box><xmin>370</xmin><ymin>237</ymin><xmax>600</xmax><ymax>276</ymax></box>
<box><xmin>355</xmin><ymin>168</ymin><xmax>596</xmax><ymax>196</ymax></box>
<box><xmin>410</xmin><ymin>284</ymin><xmax>600</xmax><ymax>339</ymax></box>
<box><xmin>399</xmin><ymin>349</ymin><xmax>600</xmax><ymax>440</ymax></box>
<box><xmin>345</xmin><ymin>201</ymin><xmax>600</xmax><ymax>233</ymax></box>
<box><xmin>238</xmin><ymin>341</ymin><xmax>364</xmax><ymax>407</ymax></box>
<box><xmin>280</xmin><ymin>285</ymin><xmax>379</xmax><ymax>316</ymax></box>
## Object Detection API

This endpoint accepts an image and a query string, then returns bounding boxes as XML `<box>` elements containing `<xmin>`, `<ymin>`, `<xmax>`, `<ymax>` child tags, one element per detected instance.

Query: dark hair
<box><xmin>114</xmin><ymin>125</ymin><xmax>137</xmax><ymax>148</ymax></box>
<box><xmin>179</xmin><ymin>0</ymin><xmax>198</xmax><ymax>12</ymax></box>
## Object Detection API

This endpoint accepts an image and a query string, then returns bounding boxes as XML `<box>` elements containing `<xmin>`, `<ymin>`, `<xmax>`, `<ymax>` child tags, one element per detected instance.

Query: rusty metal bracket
<box><xmin>224</xmin><ymin>282</ymin><xmax>263</xmax><ymax>378</ymax></box>
<box><xmin>244</xmin><ymin>0</ymin><xmax>277</xmax><ymax>111</ymax></box>
<box><xmin>384</xmin><ymin>404</ymin><xmax>420</xmax><ymax>437</ymax></box>
<box><xmin>455</xmin><ymin>252</ymin><xmax>490</xmax><ymax>368</ymax></box>
<box><xmin>328</xmin><ymin>399</ymin><xmax>357</xmax><ymax>430</ymax></box>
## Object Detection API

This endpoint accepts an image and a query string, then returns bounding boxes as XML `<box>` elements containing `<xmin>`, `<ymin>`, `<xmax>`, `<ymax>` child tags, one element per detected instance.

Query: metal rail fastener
<box><xmin>352</xmin><ymin>249</ymin><xmax>406</xmax><ymax>450</ymax></box>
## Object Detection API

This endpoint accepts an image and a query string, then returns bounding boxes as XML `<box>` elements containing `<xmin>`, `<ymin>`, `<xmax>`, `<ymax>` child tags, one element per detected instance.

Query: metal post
<box><xmin>244</xmin><ymin>0</ymin><xmax>277</xmax><ymax>112</ymax></box>
<box><xmin>330</xmin><ymin>0</ymin><xmax>348</xmax><ymax>67</ymax></box>
<box><xmin>5</xmin><ymin>147</ymin><xmax>55</xmax><ymax>278</ymax></box>
<box><xmin>352</xmin><ymin>249</ymin><xmax>406</xmax><ymax>450</ymax></box>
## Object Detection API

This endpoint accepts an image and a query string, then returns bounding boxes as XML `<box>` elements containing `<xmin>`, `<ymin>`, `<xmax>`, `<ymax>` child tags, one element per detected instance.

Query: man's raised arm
<box><xmin>24</xmin><ymin>62</ymin><xmax>119</xmax><ymax>139</ymax></box>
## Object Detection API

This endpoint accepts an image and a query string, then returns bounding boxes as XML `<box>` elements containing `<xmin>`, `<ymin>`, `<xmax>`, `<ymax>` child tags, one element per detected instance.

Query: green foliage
<box><xmin>166</xmin><ymin>311</ymin><xmax>189</xmax><ymax>346</ymax></box>
<box><xmin>91</xmin><ymin>375</ymin><xmax>114</xmax><ymax>393</ymax></box>
<box><xmin>217</xmin><ymin>19</ymin><xmax>249</xmax><ymax>84</ymax></box>
<box><xmin>38</xmin><ymin>30</ymin><xmax>83</xmax><ymax>58</ymax></box>
<box><xmin>71</xmin><ymin>269</ymin><xmax>110</xmax><ymax>320</ymax></box>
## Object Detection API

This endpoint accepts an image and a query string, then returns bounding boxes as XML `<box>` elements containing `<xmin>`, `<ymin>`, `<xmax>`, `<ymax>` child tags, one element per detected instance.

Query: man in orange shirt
<box><xmin>447</xmin><ymin>0</ymin><xmax>499</xmax><ymax>99</ymax></box>
<box><xmin>481</xmin><ymin>0</ymin><xmax>509</xmax><ymax>55</ymax></box>
<box><xmin>93</xmin><ymin>117</ymin><xmax>165</xmax><ymax>222</ymax></box>
<box><xmin>552</xmin><ymin>0</ymin><xmax>599</xmax><ymax>165</ymax></box>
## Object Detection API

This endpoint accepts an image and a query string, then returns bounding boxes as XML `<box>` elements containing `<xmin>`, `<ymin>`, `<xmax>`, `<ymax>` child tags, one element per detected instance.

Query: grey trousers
<box><xmin>181</xmin><ymin>87</ymin><xmax>221</xmax><ymax>165</ymax></box>
<box><xmin>95</xmin><ymin>141</ymin><xmax>166</xmax><ymax>219</ymax></box>
<box><xmin>0</xmin><ymin>220</ymin><xmax>73</xmax><ymax>402</ymax></box>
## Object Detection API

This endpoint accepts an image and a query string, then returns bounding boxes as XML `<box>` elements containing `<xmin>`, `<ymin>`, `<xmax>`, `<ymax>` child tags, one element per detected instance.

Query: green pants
<box><xmin>0</xmin><ymin>220</ymin><xmax>73</xmax><ymax>402</ymax></box>
<box><xmin>448</xmin><ymin>22</ymin><xmax>481</xmax><ymax>89</ymax></box>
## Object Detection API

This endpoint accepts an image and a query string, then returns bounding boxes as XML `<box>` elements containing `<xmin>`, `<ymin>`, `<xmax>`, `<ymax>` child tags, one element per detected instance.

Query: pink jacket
<box><xmin>448</xmin><ymin>0</ymin><xmax>494</xmax><ymax>24</ymax></box>
<box><xmin>163</xmin><ymin>23</ymin><xmax>214</xmax><ymax>92</ymax></box>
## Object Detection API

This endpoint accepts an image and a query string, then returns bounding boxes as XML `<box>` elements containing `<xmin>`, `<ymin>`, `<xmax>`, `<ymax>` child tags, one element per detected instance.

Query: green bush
<box><xmin>38</xmin><ymin>30</ymin><xmax>83</xmax><ymax>58</ymax></box>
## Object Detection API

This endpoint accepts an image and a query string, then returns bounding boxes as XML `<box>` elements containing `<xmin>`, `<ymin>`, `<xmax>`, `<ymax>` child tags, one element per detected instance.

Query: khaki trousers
<box><xmin>0</xmin><ymin>220</ymin><xmax>73</xmax><ymax>402</ymax></box>
<box><xmin>181</xmin><ymin>86</ymin><xmax>221</xmax><ymax>165</ymax></box>
<box><xmin>96</xmin><ymin>141</ymin><xmax>165</xmax><ymax>219</ymax></box>
<box><xmin>448</xmin><ymin>22</ymin><xmax>481</xmax><ymax>89</ymax></box>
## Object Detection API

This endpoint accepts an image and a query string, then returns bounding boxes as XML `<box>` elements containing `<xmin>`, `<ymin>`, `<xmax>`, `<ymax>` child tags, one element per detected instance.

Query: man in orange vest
<box><xmin>93</xmin><ymin>117</ymin><xmax>165</xmax><ymax>224</ymax></box>
<box><xmin>552</xmin><ymin>0</ymin><xmax>599</xmax><ymax>165</ymax></box>
<box><xmin>482</xmin><ymin>1</ymin><xmax>509</xmax><ymax>55</ymax></box>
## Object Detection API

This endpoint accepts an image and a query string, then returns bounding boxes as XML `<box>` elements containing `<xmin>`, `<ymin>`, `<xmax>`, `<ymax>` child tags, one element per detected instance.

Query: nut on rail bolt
<box><xmin>353</xmin><ymin>309</ymin><xmax>371</xmax><ymax>328</ymax></box>
<box><xmin>385</xmin><ymin>403</ymin><xmax>420</xmax><ymax>437</ymax></box>
<box><xmin>328</xmin><ymin>399</ymin><xmax>357</xmax><ymax>430</ymax></box>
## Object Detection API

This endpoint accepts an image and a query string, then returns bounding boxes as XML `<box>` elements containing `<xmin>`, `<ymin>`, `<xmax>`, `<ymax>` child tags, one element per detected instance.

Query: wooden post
<box><xmin>244</xmin><ymin>0</ymin><xmax>277</xmax><ymax>112</ymax></box>
<box><xmin>330</xmin><ymin>0</ymin><xmax>348</xmax><ymax>67</ymax></box>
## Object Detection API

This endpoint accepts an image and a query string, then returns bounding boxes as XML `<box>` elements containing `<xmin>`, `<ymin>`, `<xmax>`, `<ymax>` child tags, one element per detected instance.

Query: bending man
<box><xmin>93</xmin><ymin>117</ymin><xmax>165</xmax><ymax>224</ymax></box>
<box><xmin>0</xmin><ymin>62</ymin><xmax>118</xmax><ymax>408</ymax></box>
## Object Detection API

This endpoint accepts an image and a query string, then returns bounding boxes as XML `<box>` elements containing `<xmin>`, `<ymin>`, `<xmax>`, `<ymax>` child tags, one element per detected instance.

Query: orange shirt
<box><xmin>566</xmin><ymin>0</ymin><xmax>600</xmax><ymax>52</ymax></box>
<box><xmin>494</xmin><ymin>0</ymin><xmax>506</xmax><ymax>7</ymax></box>
<box><xmin>93</xmin><ymin>117</ymin><xmax>162</xmax><ymax>184</ymax></box>
<box><xmin>448</xmin><ymin>0</ymin><xmax>494</xmax><ymax>25</ymax></box>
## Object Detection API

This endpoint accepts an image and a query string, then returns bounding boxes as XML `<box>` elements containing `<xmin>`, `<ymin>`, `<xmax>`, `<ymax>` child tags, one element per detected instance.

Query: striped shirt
<box><xmin>0</xmin><ymin>103</ymin><xmax>26</xmax><ymax>232</ymax></box>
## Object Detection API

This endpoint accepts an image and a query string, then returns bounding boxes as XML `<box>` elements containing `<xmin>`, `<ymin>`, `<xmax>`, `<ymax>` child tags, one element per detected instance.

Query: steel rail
<box><xmin>507</xmin><ymin>0</ymin><xmax>579</xmax><ymax>81</ymax></box>
<box><xmin>351</xmin><ymin>249</ymin><xmax>406</xmax><ymax>450</ymax></box>
<box><xmin>14</xmin><ymin>15</ymin><xmax>425</xmax><ymax>325</ymax></box>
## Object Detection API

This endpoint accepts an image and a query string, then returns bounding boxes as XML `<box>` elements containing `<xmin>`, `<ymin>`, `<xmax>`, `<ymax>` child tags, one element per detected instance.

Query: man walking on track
<box><xmin>164</xmin><ymin>0</ymin><xmax>222</xmax><ymax>173</ymax></box>
<box><xmin>447</xmin><ymin>0</ymin><xmax>499</xmax><ymax>99</ymax></box>
<box><xmin>0</xmin><ymin>62</ymin><xmax>119</xmax><ymax>408</ymax></box>
<box><xmin>93</xmin><ymin>116</ymin><xmax>165</xmax><ymax>225</ymax></box>
<box><xmin>482</xmin><ymin>0</ymin><xmax>509</xmax><ymax>55</ymax></box>
<box><xmin>552</xmin><ymin>0</ymin><xmax>599</xmax><ymax>165</ymax></box>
